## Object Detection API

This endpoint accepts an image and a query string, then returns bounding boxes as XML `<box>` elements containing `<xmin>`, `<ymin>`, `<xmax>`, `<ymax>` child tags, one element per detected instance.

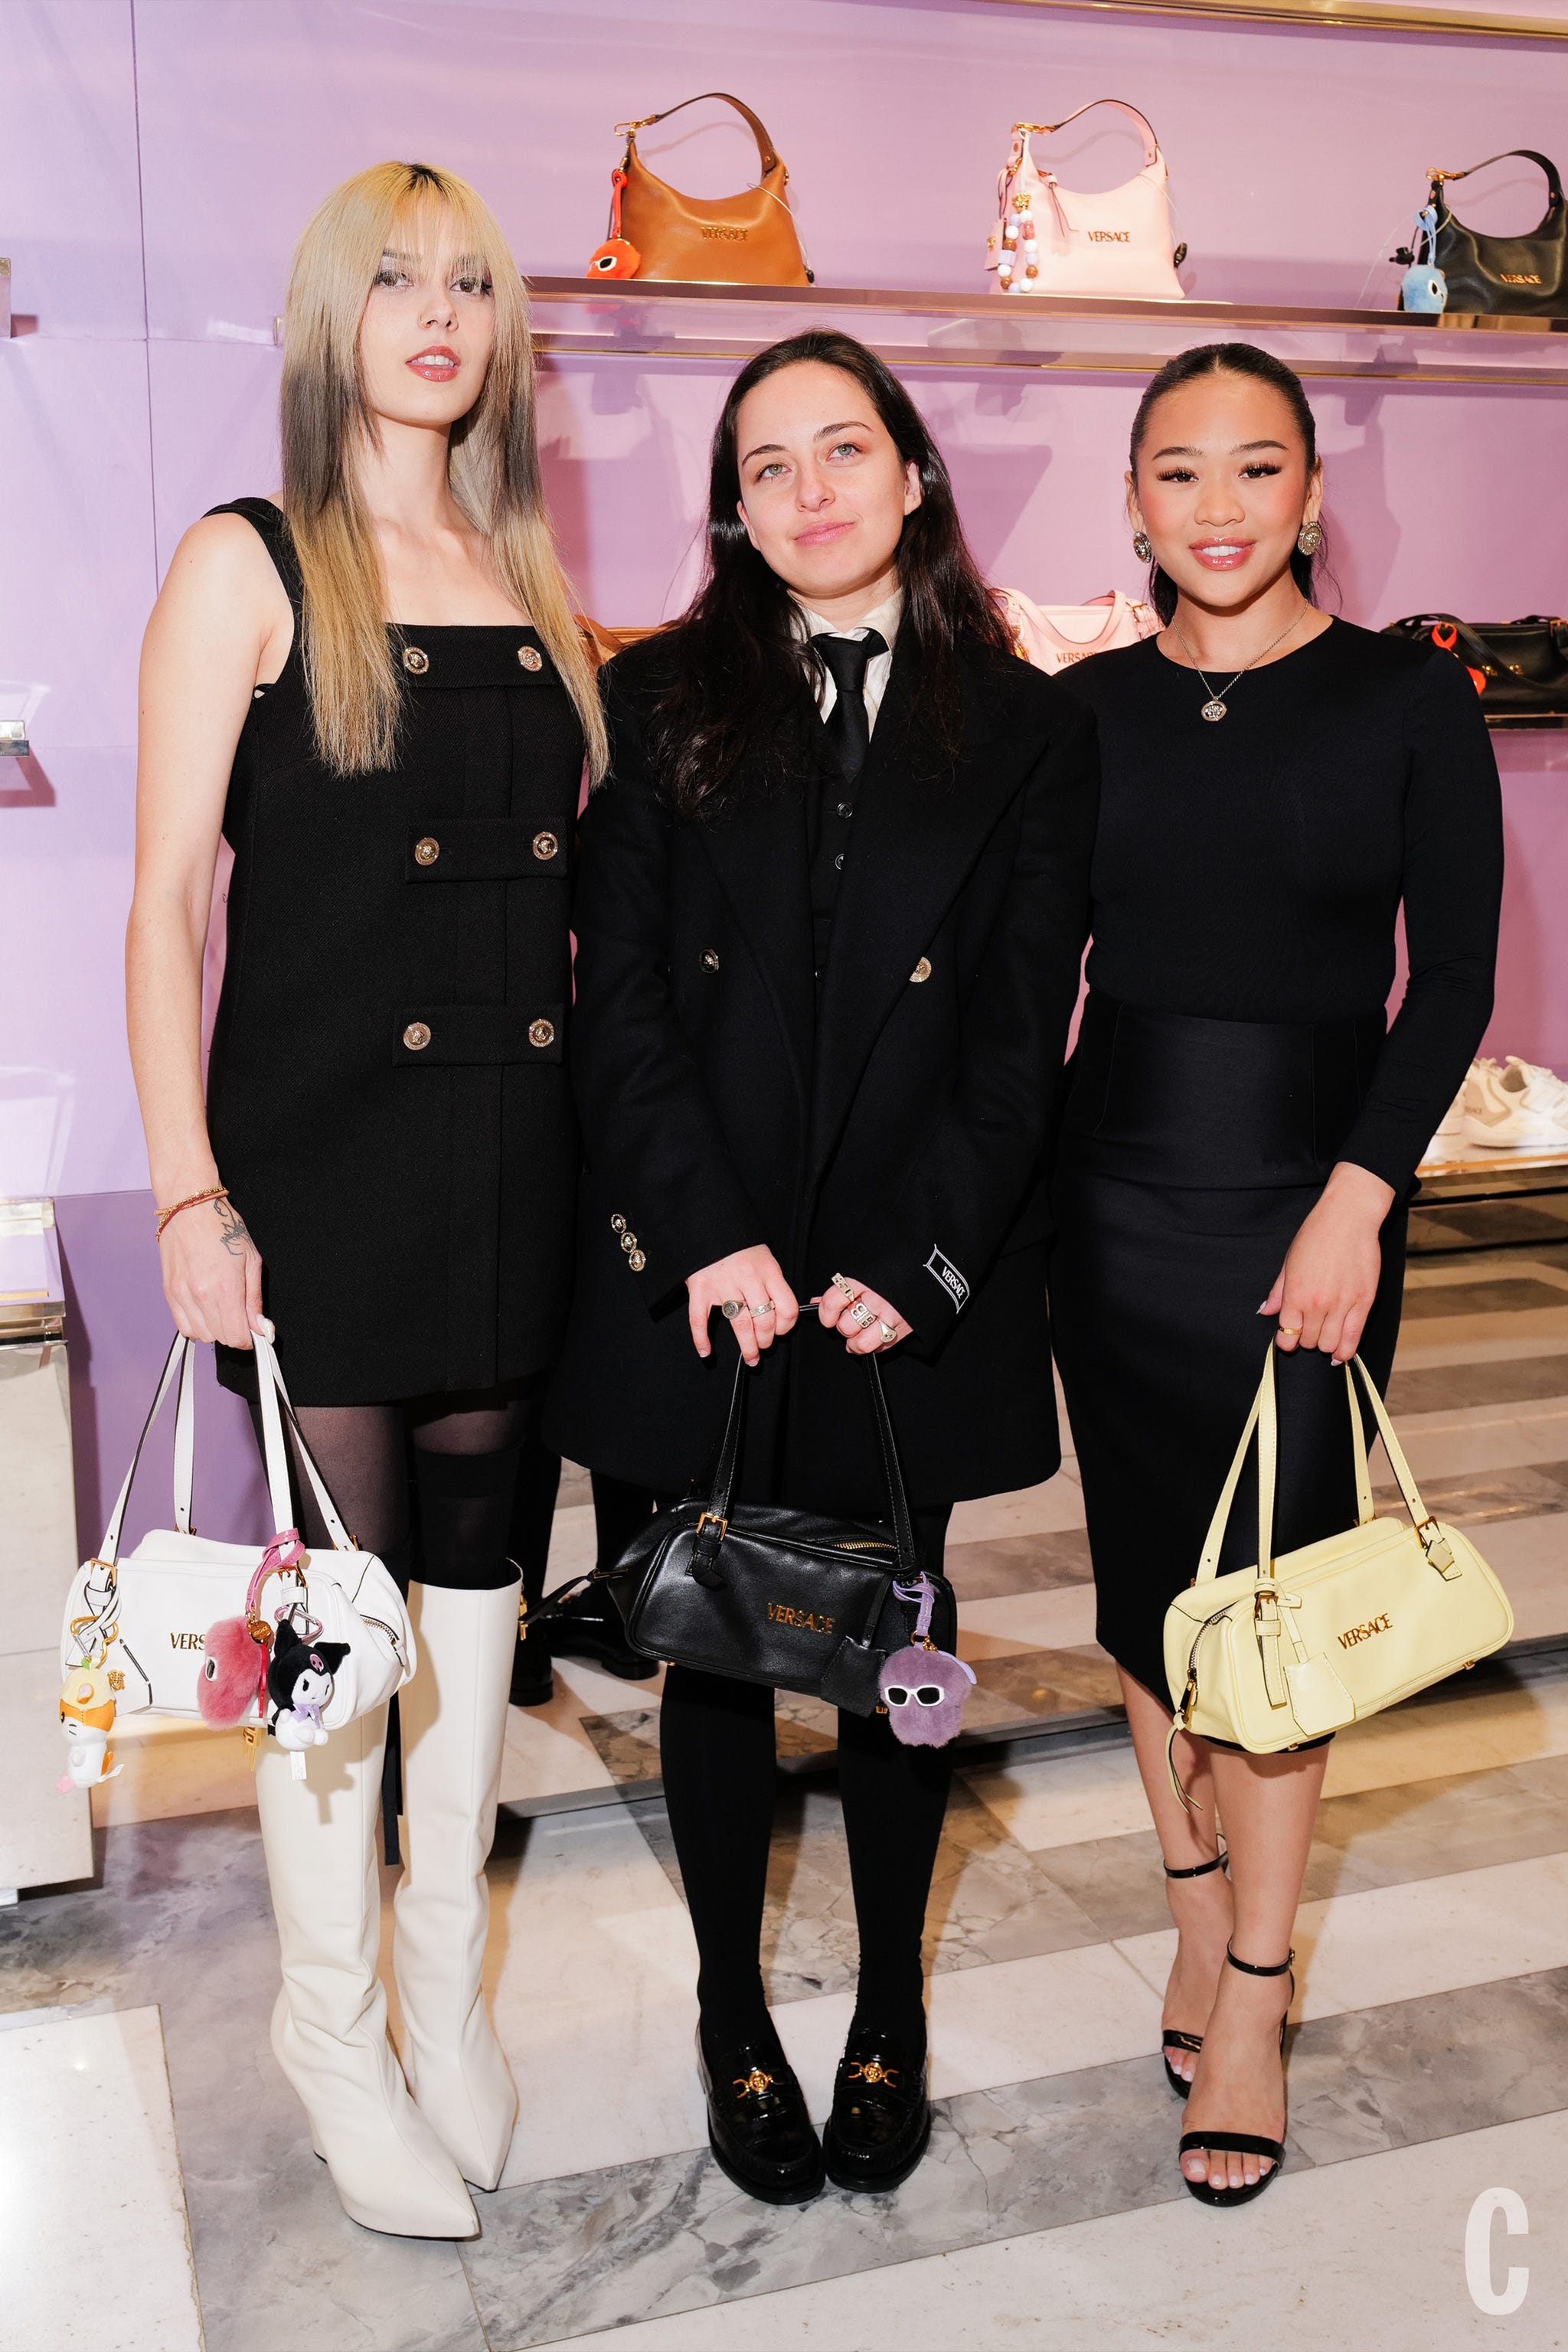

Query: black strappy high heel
<box><xmin>1160</xmin><ymin>1846</ymin><xmax>1229</xmax><ymax>2098</ymax></box>
<box><xmin>1178</xmin><ymin>1941</ymin><xmax>1295</xmax><ymax>2208</ymax></box>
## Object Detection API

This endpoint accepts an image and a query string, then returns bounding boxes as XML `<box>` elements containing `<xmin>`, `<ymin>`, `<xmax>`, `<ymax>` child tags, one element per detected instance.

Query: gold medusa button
<box><xmin>629</xmin><ymin>1250</ymin><xmax>647</xmax><ymax>1272</ymax></box>
<box><xmin>518</xmin><ymin>645</ymin><xmax>544</xmax><ymax>672</ymax></box>
<box><xmin>401</xmin><ymin>645</ymin><xmax>430</xmax><ymax>675</ymax></box>
<box><xmin>403</xmin><ymin>1021</ymin><xmax>432</xmax><ymax>1050</ymax></box>
<box><xmin>414</xmin><ymin>837</ymin><xmax>440</xmax><ymax>867</ymax></box>
<box><xmin>910</xmin><ymin>956</ymin><xmax>933</xmax><ymax>984</ymax></box>
<box><xmin>701</xmin><ymin>949</ymin><xmax>720</xmax><ymax>972</ymax></box>
<box><xmin>620</xmin><ymin>1231</ymin><xmax>639</xmax><ymax>1254</ymax></box>
<box><xmin>532</xmin><ymin>831</ymin><xmax>559</xmax><ymax>861</ymax></box>
<box><xmin>528</xmin><ymin>1018</ymin><xmax>555</xmax><ymax>1050</ymax></box>
<box><xmin>610</xmin><ymin>1214</ymin><xmax>627</xmax><ymax>1233</ymax></box>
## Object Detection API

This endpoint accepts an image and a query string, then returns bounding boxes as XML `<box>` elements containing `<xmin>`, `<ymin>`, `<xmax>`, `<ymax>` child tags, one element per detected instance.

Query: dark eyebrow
<box><xmin>1150</xmin><ymin>438</ymin><xmax>1289</xmax><ymax>460</ymax></box>
<box><xmin>740</xmin><ymin>420</ymin><xmax>874</xmax><ymax>468</ymax></box>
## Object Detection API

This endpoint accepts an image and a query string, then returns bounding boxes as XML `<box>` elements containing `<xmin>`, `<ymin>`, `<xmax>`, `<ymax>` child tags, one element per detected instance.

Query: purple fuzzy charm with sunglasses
<box><xmin>879</xmin><ymin>1574</ymin><xmax>976</xmax><ymax>1747</ymax></box>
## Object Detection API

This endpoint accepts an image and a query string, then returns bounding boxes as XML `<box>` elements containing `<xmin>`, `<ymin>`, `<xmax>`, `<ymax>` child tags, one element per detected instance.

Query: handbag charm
<box><xmin>987</xmin><ymin>102</ymin><xmax>1187</xmax><ymax>301</ymax></box>
<box><xmin>880</xmin><ymin>1575</ymin><xmax>975</xmax><ymax>1748</ymax></box>
<box><xmin>57</xmin><ymin>1657</ymin><xmax>122</xmax><ymax>1792</ymax></box>
<box><xmin>1398</xmin><ymin>203</ymin><xmax>1447</xmax><ymax>314</ymax></box>
<box><xmin>586</xmin><ymin>92</ymin><xmax>812</xmax><ymax>286</ymax></box>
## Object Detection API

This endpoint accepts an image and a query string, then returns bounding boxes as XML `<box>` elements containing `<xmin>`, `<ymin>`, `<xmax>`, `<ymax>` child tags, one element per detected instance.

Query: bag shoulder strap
<box><xmin>622</xmin><ymin>92</ymin><xmax>780</xmax><ymax>177</ymax></box>
<box><xmin>1015</xmin><ymin>100</ymin><xmax>1161</xmax><ymax>171</ymax></box>
<box><xmin>253</xmin><ymin>1332</ymin><xmax>357</xmax><ymax>1551</ymax></box>
<box><xmin>1435</xmin><ymin>149</ymin><xmax>1565</xmax><ymax>211</ymax></box>
<box><xmin>1195</xmin><ymin>1350</ymin><xmax>1388</xmax><ymax>1588</ymax></box>
<box><xmin>97</xmin><ymin>1332</ymin><xmax>190</xmax><ymax>1566</ymax></box>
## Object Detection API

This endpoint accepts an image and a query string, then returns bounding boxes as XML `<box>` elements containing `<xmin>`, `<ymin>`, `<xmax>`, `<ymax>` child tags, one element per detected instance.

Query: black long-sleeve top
<box><xmin>1056</xmin><ymin>619</ymin><xmax>1503</xmax><ymax>1196</ymax></box>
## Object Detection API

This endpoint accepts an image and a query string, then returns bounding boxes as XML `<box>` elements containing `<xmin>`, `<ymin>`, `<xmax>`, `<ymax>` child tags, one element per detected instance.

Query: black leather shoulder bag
<box><xmin>599</xmin><ymin>1354</ymin><xmax>956</xmax><ymax>1714</ymax></box>
<box><xmin>1396</xmin><ymin>150</ymin><xmax>1567</xmax><ymax>316</ymax></box>
<box><xmin>1382</xmin><ymin>612</ymin><xmax>1568</xmax><ymax>720</ymax></box>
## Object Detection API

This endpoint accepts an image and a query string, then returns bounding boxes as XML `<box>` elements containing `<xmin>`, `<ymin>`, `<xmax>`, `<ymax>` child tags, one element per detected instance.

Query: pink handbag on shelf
<box><xmin>985</xmin><ymin>103</ymin><xmax>1187</xmax><ymax>301</ymax></box>
<box><xmin>999</xmin><ymin>588</ymin><xmax>1161</xmax><ymax>675</ymax></box>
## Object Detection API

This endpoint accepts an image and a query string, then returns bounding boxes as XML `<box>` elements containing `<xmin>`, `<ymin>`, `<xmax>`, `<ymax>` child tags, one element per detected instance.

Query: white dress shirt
<box><xmin>794</xmin><ymin>587</ymin><xmax>905</xmax><ymax>734</ymax></box>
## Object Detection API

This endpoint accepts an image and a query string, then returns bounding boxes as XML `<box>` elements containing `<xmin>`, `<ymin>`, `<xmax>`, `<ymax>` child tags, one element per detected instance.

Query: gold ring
<box><xmin>1279</xmin><ymin>1321</ymin><xmax>1303</xmax><ymax>1336</ymax></box>
<box><xmin>849</xmin><ymin>1302</ymin><xmax>877</xmax><ymax>1330</ymax></box>
<box><xmin>720</xmin><ymin>1300</ymin><xmax>744</xmax><ymax>1320</ymax></box>
<box><xmin>748</xmin><ymin>1301</ymin><xmax>775</xmax><ymax>1316</ymax></box>
<box><xmin>877</xmin><ymin>1320</ymin><xmax>897</xmax><ymax>1343</ymax></box>
<box><xmin>831</xmin><ymin>1272</ymin><xmax>859</xmax><ymax>1299</ymax></box>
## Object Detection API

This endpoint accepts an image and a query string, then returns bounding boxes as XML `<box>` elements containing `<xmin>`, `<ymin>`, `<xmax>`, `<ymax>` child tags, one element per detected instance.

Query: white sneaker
<box><xmin>1463</xmin><ymin>1055</ymin><xmax>1568</xmax><ymax>1152</ymax></box>
<box><xmin>1421</xmin><ymin>1073</ymin><xmax>1472</xmax><ymax>1165</ymax></box>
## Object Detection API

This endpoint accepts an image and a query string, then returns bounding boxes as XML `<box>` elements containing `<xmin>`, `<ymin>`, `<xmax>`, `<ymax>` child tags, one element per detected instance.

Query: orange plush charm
<box><xmin>586</xmin><ymin>168</ymin><xmax>640</xmax><ymax>279</ymax></box>
<box><xmin>58</xmin><ymin>1660</ymin><xmax>122</xmax><ymax>1792</ymax></box>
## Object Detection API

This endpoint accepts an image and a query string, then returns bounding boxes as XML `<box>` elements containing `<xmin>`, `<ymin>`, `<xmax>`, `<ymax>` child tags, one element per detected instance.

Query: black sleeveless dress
<box><xmin>206</xmin><ymin>499</ymin><xmax>584</xmax><ymax>1406</ymax></box>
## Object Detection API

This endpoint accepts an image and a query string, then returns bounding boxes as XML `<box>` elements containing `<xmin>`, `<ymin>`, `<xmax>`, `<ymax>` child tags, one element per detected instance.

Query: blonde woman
<box><xmin>126</xmin><ymin>162</ymin><xmax>604</xmax><ymax>2238</ymax></box>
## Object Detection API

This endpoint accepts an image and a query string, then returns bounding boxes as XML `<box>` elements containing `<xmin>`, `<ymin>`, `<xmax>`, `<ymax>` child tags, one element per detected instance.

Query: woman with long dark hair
<box><xmin>1051</xmin><ymin>342</ymin><xmax>1501</xmax><ymax>2207</ymax></box>
<box><xmin>545</xmin><ymin>328</ymin><xmax>1098</xmax><ymax>2202</ymax></box>
<box><xmin>128</xmin><ymin>162</ymin><xmax>604</xmax><ymax>2238</ymax></box>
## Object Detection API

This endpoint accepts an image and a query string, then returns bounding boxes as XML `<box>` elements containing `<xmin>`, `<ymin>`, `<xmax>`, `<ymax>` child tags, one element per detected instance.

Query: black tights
<box><xmin>247</xmin><ymin>1377</ymin><xmax>546</xmax><ymax>1593</ymax></box>
<box><xmin>654</xmin><ymin>1500</ymin><xmax>956</xmax><ymax>2062</ymax></box>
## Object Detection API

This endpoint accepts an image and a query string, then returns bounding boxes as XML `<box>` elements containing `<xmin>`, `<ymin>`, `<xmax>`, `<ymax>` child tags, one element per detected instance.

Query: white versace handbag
<box><xmin>1163</xmin><ymin>1348</ymin><xmax>1513</xmax><ymax>1807</ymax></box>
<box><xmin>60</xmin><ymin>1331</ymin><xmax>413</xmax><ymax>1735</ymax></box>
<box><xmin>985</xmin><ymin>101</ymin><xmax>1187</xmax><ymax>301</ymax></box>
<box><xmin>1000</xmin><ymin>587</ymin><xmax>1160</xmax><ymax>675</ymax></box>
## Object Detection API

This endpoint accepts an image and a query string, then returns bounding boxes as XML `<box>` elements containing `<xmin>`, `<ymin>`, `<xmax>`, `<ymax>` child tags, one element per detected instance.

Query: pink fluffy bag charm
<box><xmin>879</xmin><ymin>1575</ymin><xmax>976</xmax><ymax>1748</ymax></box>
<box><xmin>197</xmin><ymin>1532</ymin><xmax>306</xmax><ymax>1729</ymax></box>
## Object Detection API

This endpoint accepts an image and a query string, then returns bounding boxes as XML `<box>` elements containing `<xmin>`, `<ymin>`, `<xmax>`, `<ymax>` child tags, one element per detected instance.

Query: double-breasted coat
<box><xmin>542</xmin><ymin>625</ymin><xmax>1099</xmax><ymax>1512</ymax></box>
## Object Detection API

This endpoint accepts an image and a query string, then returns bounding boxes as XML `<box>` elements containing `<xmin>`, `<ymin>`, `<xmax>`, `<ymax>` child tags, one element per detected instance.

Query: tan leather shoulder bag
<box><xmin>593</xmin><ymin>92</ymin><xmax>812</xmax><ymax>286</ymax></box>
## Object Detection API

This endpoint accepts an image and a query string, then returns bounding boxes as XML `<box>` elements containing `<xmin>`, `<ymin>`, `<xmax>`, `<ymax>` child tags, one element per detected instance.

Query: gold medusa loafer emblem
<box><xmin>847</xmin><ymin>2060</ymin><xmax>899</xmax><ymax>2088</ymax></box>
<box><xmin>733</xmin><ymin>2068</ymin><xmax>775</xmax><ymax>2099</ymax></box>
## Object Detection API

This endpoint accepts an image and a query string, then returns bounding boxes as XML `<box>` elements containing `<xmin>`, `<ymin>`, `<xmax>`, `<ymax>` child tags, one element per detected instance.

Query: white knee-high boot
<box><xmin>254</xmin><ymin>1704</ymin><xmax>478</xmax><ymax>2239</ymax></box>
<box><xmin>393</xmin><ymin>1578</ymin><xmax>520</xmax><ymax>2190</ymax></box>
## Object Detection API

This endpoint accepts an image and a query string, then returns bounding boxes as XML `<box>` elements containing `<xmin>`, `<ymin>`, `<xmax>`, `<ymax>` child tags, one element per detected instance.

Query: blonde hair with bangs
<box><xmin>279</xmin><ymin>160</ymin><xmax>606</xmax><ymax>779</ymax></box>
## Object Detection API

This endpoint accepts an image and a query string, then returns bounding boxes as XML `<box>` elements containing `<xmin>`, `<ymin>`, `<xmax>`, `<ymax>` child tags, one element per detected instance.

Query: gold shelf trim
<box><xmin>968</xmin><ymin>0</ymin><xmax>1568</xmax><ymax>38</ymax></box>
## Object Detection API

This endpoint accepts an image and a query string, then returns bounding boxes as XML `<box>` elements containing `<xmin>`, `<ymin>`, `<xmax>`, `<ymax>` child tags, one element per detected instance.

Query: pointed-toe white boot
<box><xmin>254</xmin><ymin>1704</ymin><xmax>479</xmax><ymax>2239</ymax></box>
<box><xmin>394</xmin><ymin>1578</ymin><xmax>521</xmax><ymax>2191</ymax></box>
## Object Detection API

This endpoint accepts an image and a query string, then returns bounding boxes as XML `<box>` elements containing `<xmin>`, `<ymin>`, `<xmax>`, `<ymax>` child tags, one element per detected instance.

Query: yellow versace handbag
<box><xmin>1163</xmin><ymin>1348</ymin><xmax>1513</xmax><ymax>1808</ymax></box>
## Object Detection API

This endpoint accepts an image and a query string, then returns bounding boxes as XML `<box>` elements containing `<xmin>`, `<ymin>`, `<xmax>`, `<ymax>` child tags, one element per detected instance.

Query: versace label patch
<box><xmin>924</xmin><ymin>1246</ymin><xmax>970</xmax><ymax>1312</ymax></box>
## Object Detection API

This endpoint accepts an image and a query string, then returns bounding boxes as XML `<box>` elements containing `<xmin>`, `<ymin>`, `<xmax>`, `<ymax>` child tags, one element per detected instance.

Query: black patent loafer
<box><xmin>698</xmin><ymin>2029</ymin><xmax>824</xmax><ymax>2205</ymax></box>
<box><xmin>547</xmin><ymin>1576</ymin><xmax>658</xmax><ymax>1681</ymax></box>
<box><xmin>822</xmin><ymin>2025</ymin><xmax>931</xmax><ymax>2194</ymax></box>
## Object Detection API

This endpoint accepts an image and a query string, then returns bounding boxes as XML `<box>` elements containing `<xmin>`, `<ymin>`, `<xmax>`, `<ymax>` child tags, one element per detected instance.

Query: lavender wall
<box><xmin>3</xmin><ymin>0</ymin><xmax>1565</xmax><ymax>1544</ymax></box>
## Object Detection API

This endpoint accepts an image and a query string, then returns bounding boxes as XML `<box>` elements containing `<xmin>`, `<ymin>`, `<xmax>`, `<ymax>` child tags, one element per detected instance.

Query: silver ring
<box><xmin>720</xmin><ymin>1299</ymin><xmax>744</xmax><ymax>1321</ymax></box>
<box><xmin>849</xmin><ymin>1302</ymin><xmax>877</xmax><ymax>1330</ymax></box>
<box><xmin>877</xmin><ymin>1320</ymin><xmax>897</xmax><ymax>1343</ymax></box>
<box><xmin>830</xmin><ymin>1272</ymin><xmax>859</xmax><ymax>1300</ymax></box>
<box><xmin>747</xmin><ymin>1301</ymin><xmax>775</xmax><ymax>1317</ymax></box>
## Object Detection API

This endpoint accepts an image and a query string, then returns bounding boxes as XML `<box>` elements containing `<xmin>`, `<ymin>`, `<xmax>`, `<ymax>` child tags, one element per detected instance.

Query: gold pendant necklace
<box><xmin>1171</xmin><ymin>601</ymin><xmax>1309</xmax><ymax>722</ymax></box>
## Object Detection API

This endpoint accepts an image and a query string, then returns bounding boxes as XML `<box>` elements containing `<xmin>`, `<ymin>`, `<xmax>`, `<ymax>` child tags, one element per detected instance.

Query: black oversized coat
<box><xmin>541</xmin><ymin>627</ymin><xmax>1099</xmax><ymax>1514</ymax></box>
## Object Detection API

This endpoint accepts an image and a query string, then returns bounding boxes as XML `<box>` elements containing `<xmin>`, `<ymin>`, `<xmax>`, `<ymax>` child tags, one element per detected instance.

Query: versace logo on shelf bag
<box><xmin>985</xmin><ymin>102</ymin><xmax>1187</xmax><ymax>300</ymax></box>
<box><xmin>60</xmin><ymin>1331</ymin><xmax>413</xmax><ymax>1731</ymax></box>
<box><xmin>586</xmin><ymin>91</ymin><xmax>812</xmax><ymax>286</ymax></box>
<box><xmin>600</xmin><ymin>1353</ymin><xmax>956</xmax><ymax>1716</ymax></box>
<box><xmin>1396</xmin><ymin>150</ymin><xmax>1567</xmax><ymax>317</ymax></box>
<box><xmin>1382</xmin><ymin>612</ymin><xmax>1568</xmax><ymax>720</ymax></box>
<box><xmin>1000</xmin><ymin>587</ymin><xmax>1160</xmax><ymax>674</ymax></box>
<box><xmin>1162</xmin><ymin>1349</ymin><xmax>1512</xmax><ymax>1808</ymax></box>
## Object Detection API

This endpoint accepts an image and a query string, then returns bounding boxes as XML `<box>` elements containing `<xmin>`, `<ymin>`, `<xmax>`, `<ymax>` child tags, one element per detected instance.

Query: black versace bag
<box><xmin>1382</xmin><ymin>612</ymin><xmax>1568</xmax><ymax>721</ymax></box>
<box><xmin>597</xmin><ymin>1354</ymin><xmax>955</xmax><ymax>1714</ymax></box>
<box><xmin>1396</xmin><ymin>150</ymin><xmax>1567</xmax><ymax>317</ymax></box>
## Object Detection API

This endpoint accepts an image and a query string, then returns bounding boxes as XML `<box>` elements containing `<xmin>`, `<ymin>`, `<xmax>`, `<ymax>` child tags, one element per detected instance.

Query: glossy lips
<box><xmin>1188</xmin><ymin>538</ymin><xmax>1255</xmax><ymax>571</ymax></box>
<box><xmin>407</xmin><ymin>345</ymin><xmax>460</xmax><ymax>382</ymax></box>
<box><xmin>793</xmin><ymin>518</ymin><xmax>854</xmax><ymax>549</ymax></box>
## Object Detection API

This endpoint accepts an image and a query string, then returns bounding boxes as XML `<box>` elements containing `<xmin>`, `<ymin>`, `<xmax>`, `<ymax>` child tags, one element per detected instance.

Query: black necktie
<box><xmin>814</xmin><ymin>630</ymin><xmax>887</xmax><ymax>786</ymax></box>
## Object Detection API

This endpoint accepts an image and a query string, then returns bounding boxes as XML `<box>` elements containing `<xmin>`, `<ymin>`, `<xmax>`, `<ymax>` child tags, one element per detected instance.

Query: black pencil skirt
<box><xmin>1049</xmin><ymin>995</ymin><xmax>1408</xmax><ymax>1708</ymax></box>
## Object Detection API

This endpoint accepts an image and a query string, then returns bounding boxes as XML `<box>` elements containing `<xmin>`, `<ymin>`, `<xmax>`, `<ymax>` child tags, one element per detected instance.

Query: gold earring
<box><xmin>1132</xmin><ymin>531</ymin><xmax>1152</xmax><ymax>562</ymax></box>
<box><xmin>1297</xmin><ymin>519</ymin><xmax>1324</xmax><ymax>556</ymax></box>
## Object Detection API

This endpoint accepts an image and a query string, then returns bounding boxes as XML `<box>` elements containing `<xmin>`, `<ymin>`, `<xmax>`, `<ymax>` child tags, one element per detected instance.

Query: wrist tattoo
<box><xmin>214</xmin><ymin>1198</ymin><xmax>252</xmax><ymax>1258</ymax></box>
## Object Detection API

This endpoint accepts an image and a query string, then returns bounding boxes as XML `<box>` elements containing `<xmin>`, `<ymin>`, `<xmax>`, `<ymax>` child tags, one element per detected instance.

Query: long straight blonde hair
<box><xmin>279</xmin><ymin>160</ymin><xmax>606</xmax><ymax>779</ymax></box>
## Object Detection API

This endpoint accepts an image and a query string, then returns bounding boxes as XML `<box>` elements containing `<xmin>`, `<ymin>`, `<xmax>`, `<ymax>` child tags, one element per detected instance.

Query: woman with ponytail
<box><xmin>126</xmin><ymin>162</ymin><xmax>603</xmax><ymax>2238</ymax></box>
<box><xmin>1051</xmin><ymin>342</ymin><xmax>1501</xmax><ymax>2210</ymax></box>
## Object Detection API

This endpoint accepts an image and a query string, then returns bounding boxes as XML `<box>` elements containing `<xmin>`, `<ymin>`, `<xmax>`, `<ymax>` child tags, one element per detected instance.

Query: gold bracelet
<box><xmin>155</xmin><ymin>1184</ymin><xmax>229</xmax><ymax>1240</ymax></box>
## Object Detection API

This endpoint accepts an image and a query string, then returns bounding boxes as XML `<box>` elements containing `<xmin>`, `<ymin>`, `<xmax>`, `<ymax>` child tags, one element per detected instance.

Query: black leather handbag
<box><xmin>602</xmin><ymin>1354</ymin><xmax>956</xmax><ymax>1714</ymax></box>
<box><xmin>1382</xmin><ymin>612</ymin><xmax>1568</xmax><ymax>720</ymax></box>
<box><xmin>1396</xmin><ymin>150</ymin><xmax>1567</xmax><ymax>316</ymax></box>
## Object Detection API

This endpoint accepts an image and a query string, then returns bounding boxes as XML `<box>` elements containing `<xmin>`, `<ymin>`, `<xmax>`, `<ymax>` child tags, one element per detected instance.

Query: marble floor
<box><xmin>5</xmin><ymin>1235</ymin><xmax>1568</xmax><ymax>2347</ymax></box>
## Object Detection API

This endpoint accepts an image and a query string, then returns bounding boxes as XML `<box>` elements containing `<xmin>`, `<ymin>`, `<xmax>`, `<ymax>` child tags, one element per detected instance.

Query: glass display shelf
<box><xmin>525</xmin><ymin>277</ymin><xmax>1568</xmax><ymax>390</ymax></box>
